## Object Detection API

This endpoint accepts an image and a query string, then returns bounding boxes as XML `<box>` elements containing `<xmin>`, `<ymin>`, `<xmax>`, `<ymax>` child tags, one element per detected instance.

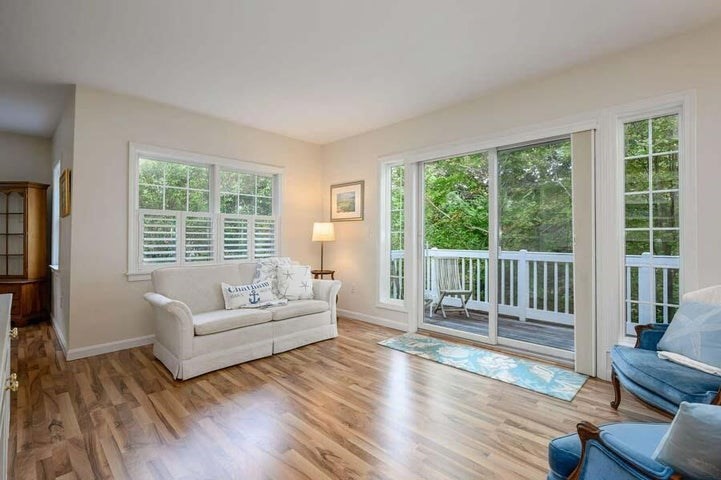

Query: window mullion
<box><xmin>212</xmin><ymin>164</ymin><xmax>220</xmax><ymax>263</ymax></box>
<box><xmin>178</xmin><ymin>211</ymin><xmax>185</xmax><ymax>265</ymax></box>
<box><xmin>248</xmin><ymin>217</ymin><xmax>256</xmax><ymax>260</ymax></box>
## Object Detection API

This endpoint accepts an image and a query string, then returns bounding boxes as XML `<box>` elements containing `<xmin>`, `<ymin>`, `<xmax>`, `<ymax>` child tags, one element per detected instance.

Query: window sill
<box><xmin>376</xmin><ymin>302</ymin><xmax>407</xmax><ymax>313</ymax></box>
<box><xmin>126</xmin><ymin>272</ymin><xmax>152</xmax><ymax>282</ymax></box>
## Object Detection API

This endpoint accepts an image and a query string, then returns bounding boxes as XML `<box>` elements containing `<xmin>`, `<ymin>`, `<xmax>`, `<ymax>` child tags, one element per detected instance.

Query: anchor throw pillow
<box><xmin>277</xmin><ymin>265</ymin><xmax>314</xmax><ymax>300</ymax></box>
<box><xmin>221</xmin><ymin>280</ymin><xmax>278</xmax><ymax>310</ymax></box>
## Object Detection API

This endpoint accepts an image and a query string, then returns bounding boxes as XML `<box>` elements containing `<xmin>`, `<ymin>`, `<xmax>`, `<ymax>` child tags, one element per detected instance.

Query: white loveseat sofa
<box><xmin>144</xmin><ymin>263</ymin><xmax>341</xmax><ymax>380</ymax></box>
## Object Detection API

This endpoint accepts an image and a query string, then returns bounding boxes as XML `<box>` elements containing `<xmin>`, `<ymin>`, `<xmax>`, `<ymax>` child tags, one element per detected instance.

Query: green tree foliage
<box><xmin>424</xmin><ymin>153</ymin><xmax>490</xmax><ymax>250</ymax></box>
<box><xmin>138</xmin><ymin>158</ymin><xmax>210</xmax><ymax>212</ymax></box>
<box><xmin>623</xmin><ymin>114</ymin><xmax>679</xmax><ymax>257</ymax></box>
<box><xmin>390</xmin><ymin>165</ymin><xmax>405</xmax><ymax>250</ymax></box>
<box><xmin>423</xmin><ymin>140</ymin><xmax>573</xmax><ymax>253</ymax></box>
<box><xmin>498</xmin><ymin>140</ymin><xmax>572</xmax><ymax>253</ymax></box>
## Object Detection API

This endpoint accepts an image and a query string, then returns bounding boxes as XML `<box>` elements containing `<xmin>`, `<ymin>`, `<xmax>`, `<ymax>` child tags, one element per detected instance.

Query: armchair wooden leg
<box><xmin>610</xmin><ymin>368</ymin><xmax>621</xmax><ymax>410</ymax></box>
<box><xmin>568</xmin><ymin>421</ymin><xmax>601</xmax><ymax>480</ymax></box>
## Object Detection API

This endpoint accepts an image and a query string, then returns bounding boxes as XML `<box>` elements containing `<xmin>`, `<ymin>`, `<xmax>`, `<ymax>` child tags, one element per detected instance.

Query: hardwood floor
<box><xmin>10</xmin><ymin>318</ymin><xmax>665</xmax><ymax>480</ymax></box>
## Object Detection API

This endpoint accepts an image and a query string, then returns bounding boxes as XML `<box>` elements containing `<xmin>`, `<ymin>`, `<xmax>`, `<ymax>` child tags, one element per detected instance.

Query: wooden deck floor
<box><xmin>423</xmin><ymin>310</ymin><xmax>575</xmax><ymax>351</ymax></box>
<box><xmin>10</xmin><ymin>318</ymin><xmax>664</xmax><ymax>480</ymax></box>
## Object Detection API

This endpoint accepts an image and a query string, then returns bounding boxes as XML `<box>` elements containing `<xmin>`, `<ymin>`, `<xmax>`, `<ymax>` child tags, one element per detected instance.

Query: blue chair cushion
<box><xmin>548</xmin><ymin>423</ymin><xmax>668</xmax><ymax>480</ymax></box>
<box><xmin>611</xmin><ymin>345</ymin><xmax>721</xmax><ymax>405</ymax></box>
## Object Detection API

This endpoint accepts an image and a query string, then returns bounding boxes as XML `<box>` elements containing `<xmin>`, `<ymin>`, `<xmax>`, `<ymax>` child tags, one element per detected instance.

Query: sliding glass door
<box><xmin>418</xmin><ymin>135</ymin><xmax>588</xmax><ymax>363</ymax></box>
<box><xmin>497</xmin><ymin>139</ymin><xmax>575</xmax><ymax>354</ymax></box>
<box><xmin>421</xmin><ymin>152</ymin><xmax>493</xmax><ymax>339</ymax></box>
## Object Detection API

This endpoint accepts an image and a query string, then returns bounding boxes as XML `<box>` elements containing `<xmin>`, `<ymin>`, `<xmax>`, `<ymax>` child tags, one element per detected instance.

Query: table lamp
<box><xmin>312</xmin><ymin>222</ymin><xmax>335</xmax><ymax>271</ymax></box>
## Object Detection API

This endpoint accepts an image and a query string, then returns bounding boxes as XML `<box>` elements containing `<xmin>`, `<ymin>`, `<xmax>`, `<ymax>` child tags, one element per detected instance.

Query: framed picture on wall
<box><xmin>330</xmin><ymin>180</ymin><xmax>364</xmax><ymax>221</ymax></box>
<box><xmin>60</xmin><ymin>169</ymin><xmax>71</xmax><ymax>217</ymax></box>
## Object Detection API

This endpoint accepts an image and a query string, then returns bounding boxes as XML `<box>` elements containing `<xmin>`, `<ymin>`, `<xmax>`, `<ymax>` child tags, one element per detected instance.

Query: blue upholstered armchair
<box><xmin>547</xmin><ymin>421</ymin><xmax>677</xmax><ymax>480</ymax></box>
<box><xmin>610</xmin><ymin>286</ymin><xmax>721</xmax><ymax>415</ymax></box>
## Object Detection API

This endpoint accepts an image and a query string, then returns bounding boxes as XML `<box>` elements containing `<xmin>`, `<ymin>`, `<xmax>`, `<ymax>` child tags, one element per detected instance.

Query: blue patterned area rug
<box><xmin>378</xmin><ymin>333</ymin><xmax>587</xmax><ymax>401</ymax></box>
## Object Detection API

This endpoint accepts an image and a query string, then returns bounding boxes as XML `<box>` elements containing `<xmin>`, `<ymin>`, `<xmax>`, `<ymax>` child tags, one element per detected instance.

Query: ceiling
<box><xmin>1</xmin><ymin>1</ymin><xmax>720</xmax><ymax>143</ymax></box>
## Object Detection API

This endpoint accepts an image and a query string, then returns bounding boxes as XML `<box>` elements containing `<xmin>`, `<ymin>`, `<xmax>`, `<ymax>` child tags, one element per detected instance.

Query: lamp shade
<box><xmin>312</xmin><ymin>222</ymin><xmax>335</xmax><ymax>242</ymax></box>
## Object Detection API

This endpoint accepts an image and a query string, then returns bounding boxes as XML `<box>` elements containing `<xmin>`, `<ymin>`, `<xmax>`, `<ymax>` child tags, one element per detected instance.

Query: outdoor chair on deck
<box><xmin>433</xmin><ymin>257</ymin><xmax>472</xmax><ymax>319</ymax></box>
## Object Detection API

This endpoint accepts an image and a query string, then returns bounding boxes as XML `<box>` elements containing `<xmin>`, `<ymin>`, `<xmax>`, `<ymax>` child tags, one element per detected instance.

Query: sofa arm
<box><xmin>313</xmin><ymin>279</ymin><xmax>342</xmax><ymax>323</ymax></box>
<box><xmin>144</xmin><ymin>293</ymin><xmax>194</xmax><ymax>360</ymax></box>
<box><xmin>570</xmin><ymin>422</ymin><xmax>675</xmax><ymax>480</ymax></box>
<box><xmin>634</xmin><ymin>324</ymin><xmax>670</xmax><ymax>351</ymax></box>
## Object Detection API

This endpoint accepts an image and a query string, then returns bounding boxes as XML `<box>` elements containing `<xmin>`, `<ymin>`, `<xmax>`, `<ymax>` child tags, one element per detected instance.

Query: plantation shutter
<box><xmin>184</xmin><ymin>215</ymin><xmax>214</xmax><ymax>263</ymax></box>
<box><xmin>141</xmin><ymin>213</ymin><xmax>178</xmax><ymax>265</ymax></box>
<box><xmin>223</xmin><ymin>217</ymin><xmax>249</xmax><ymax>260</ymax></box>
<box><xmin>253</xmin><ymin>218</ymin><xmax>276</xmax><ymax>258</ymax></box>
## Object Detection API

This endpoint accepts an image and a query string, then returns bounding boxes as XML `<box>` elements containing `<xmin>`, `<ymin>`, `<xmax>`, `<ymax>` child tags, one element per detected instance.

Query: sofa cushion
<box><xmin>548</xmin><ymin>423</ymin><xmax>668</xmax><ymax>480</ymax></box>
<box><xmin>268</xmin><ymin>300</ymin><xmax>329</xmax><ymax>321</ymax></box>
<box><xmin>193</xmin><ymin>309</ymin><xmax>272</xmax><ymax>336</ymax></box>
<box><xmin>152</xmin><ymin>263</ymin><xmax>257</xmax><ymax>314</ymax></box>
<box><xmin>611</xmin><ymin>345</ymin><xmax>721</xmax><ymax>405</ymax></box>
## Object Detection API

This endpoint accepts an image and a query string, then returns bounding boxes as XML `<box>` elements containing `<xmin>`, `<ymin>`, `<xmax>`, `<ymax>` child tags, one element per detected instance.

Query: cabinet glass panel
<box><xmin>0</xmin><ymin>216</ymin><xmax>5</xmax><ymax>234</ymax></box>
<box><xmin>0</xmin><ymin>236</ymin><xmax>5</xmax><ymax>253</ymax></box>
<box><xmin>7</xmin><ymin>214</ymin><xmax>23</xmax><ymax>234</ymax></box>
<box><xmin>8</xmin><ymin>256</ymin><xmax>22</xmax><ymax>275</ymax></box>
<box><xmin>0</xmin><ymin>258</ymin><xmax>5</xmax><ymax>275</ymax></box>
<box><xmin>0</xmin><ymin>193</ymin><xmax>5</xmax><ymax>213</ymax></box>
<box><xmin>7</xmin><ymin>235</ymin><xmax>23</xmax><ymax>255</ymax></box>
<box><xmin>7</xmin><ymin>192</ymin><xmax>24</xmax><ymax>213</ymax></box>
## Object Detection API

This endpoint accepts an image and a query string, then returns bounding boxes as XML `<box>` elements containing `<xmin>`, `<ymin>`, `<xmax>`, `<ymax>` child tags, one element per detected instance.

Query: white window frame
<box><xmin>127</xmin><ymin>143</ymin><xmax>283</xmax><ymax>281</ymax></box>
<box><xmin>612</xmin><ymin>95</ymin><xmax>697</xmax><ymax>339</ymax></box>
<box><xmin>51</xmin><ymin>160</ymin><xmax>61</xmax><ymax>268</ymax></box>
<box><xmin>378</xmin><ymin>159</ymin><xmax>406</xmax><ymax>310</ymax></box>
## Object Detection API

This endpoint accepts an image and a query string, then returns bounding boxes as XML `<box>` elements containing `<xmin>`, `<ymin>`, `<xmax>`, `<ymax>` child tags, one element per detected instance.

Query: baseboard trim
<box><xmin>49</xmin><ymin>313</ymin><xmax>68</xmax><ymax>357</ymax></box>
<box><xmin>66</xmin><ymin>334</ymin><xmax>155</xmax><ymax>361</ymax></box>
<box><xmin>337</xmin><ymin>309</ymin><xmax>408</xmax><ymax>332</ymax></box>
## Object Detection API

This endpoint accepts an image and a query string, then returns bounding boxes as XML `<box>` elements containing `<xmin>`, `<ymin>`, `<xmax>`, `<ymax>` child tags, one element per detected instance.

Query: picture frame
<box><xmin>60</xmin><ymin>169</ymin><xmax>71</xmax><ymax>217</ymax></box>
<box><xmin>330</xmin><ymin>180</ymin><xmax>364</xmax><ymax>222</ymax></box>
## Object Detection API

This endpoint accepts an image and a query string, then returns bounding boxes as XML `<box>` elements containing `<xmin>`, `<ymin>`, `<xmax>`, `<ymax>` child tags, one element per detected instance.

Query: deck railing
<box><xmin>390</xmin><ymin>249</ymin><xmax>680</xmax><ymax>329</ymax></box>
<box><xmin>624</xmin><ymin>252</ymin><xmax>680</xmax><ymax>335</ymax></box>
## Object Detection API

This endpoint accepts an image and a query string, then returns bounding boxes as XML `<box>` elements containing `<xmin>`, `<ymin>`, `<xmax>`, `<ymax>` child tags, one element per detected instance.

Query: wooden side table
<box><xmin>311</xmin><ymin>269</ymin><xmax>335</xmax><ymax>280</ymax></box>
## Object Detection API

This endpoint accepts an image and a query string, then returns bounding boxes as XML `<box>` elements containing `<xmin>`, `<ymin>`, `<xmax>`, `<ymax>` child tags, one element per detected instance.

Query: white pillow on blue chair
<box><xmin>653</xmin><ymin>402</ymin><xmax>721</xmax><ymax>479</ymax></box>
<box><xmin>657</xmin><ymin>302</ymin><xmax>721</xmax><ymax>375</ymax></box>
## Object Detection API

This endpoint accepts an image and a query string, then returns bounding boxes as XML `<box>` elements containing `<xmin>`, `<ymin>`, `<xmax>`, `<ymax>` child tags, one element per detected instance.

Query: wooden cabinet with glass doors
<box><xmin>0</xmin><ymin>182</ymin><xmax>49</xmax><ymax>326</ymax></box>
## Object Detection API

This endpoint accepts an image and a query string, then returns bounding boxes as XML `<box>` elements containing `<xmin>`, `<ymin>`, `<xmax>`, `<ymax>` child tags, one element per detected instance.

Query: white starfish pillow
<box><xmin>277</xmin><ymin>265</ymin><xmax>314</xmax><ymax>300</ymax></box>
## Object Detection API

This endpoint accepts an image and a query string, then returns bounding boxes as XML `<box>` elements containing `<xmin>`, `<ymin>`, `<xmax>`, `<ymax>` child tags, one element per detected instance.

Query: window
<box><xmin>622</xmin><ymin>113</ymin><xmax>681</xmax><ymax>334</ymax></box>
<box><xmin>219</xmin><ymin>170</ymin><xmax>277</xmax><ymax>260</ymax></box>
<box><xmin>379</xmin><ymin>161</ymin><xmax>405</xmax><ymax>307</ymax></box>
<box><xmin>51</xmin><ymin>161</ymin><xmax>60</xmax><ymax>267</ymax></box>
<box><xmin>128</xmin><ymin>144</ymin><xmax>282</xmax><ymax>279</ymax></box>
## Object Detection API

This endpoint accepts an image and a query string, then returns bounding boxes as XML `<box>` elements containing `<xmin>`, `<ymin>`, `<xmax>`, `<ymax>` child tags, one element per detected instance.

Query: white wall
<box><xmin>50</xmin><ymin>87</ymin><xmax>76</xmax><ymax>351</ymax></box>
<box><xmin>321</xmin><ymin>20</ymin><xmax>721</xmax><ymax>371</ymax></box>
<box><xmin>66</xmin><ymin>86</ymin><xmax>323</xmax><ymax>351</ymax></box>
<box><xmin>0</xmin><ymin>131</ymin><xmax>51</xmax><ymax>182</ymax></box>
